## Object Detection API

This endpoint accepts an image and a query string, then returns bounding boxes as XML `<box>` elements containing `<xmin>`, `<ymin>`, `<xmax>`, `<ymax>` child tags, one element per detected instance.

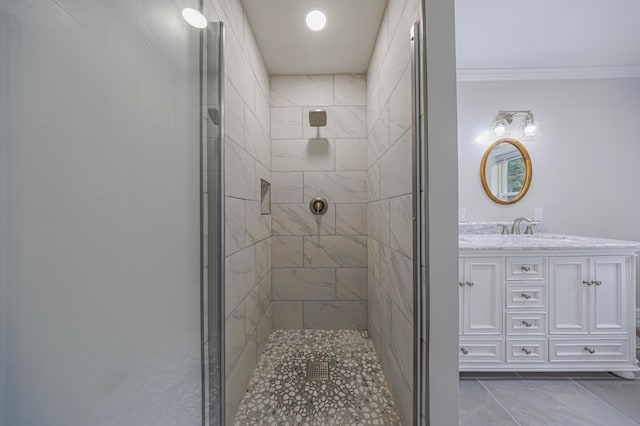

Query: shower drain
<box><xmin>306</xmin><ymin>360</ymin><xmax>330</xmax><ymax>381</ymax></box>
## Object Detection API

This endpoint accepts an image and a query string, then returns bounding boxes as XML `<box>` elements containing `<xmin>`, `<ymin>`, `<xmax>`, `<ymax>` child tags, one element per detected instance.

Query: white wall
<box><xmin>0</xmin><ymin>0</ymin><xmax>203</xmax><ymax>425</ymax></box>
<box><xmin>457</xmin><ymin>78</ymin><xmax>640</xmax><ymax>303</ymax></box>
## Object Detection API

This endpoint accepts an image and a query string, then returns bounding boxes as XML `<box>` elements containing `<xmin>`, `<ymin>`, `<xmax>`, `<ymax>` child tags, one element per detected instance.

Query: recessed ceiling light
<box><xmin>182</xmin><ymin>8</ymin><xmax>207</xmax><ymax>29</ymax></box>
<box><xmin>306</xmin><ymin>10</ymin><xmax>326</xmax><ymax>31</ymax></box>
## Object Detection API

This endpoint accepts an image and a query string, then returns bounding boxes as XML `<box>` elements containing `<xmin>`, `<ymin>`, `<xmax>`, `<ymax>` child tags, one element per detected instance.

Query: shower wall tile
<box><xmin>368</xmin><ymin>105</ymin><xmax>390</xmax><ymax>167</ymax></box>
<box><xmin>225</xmin><ymin>301</ymin><xmax>246</xmax><ymax>377</ymax></box>
<box><xmin>335</xmin><ymin>139</ymin><xmax>367</xmax><ymax>171</ymax></box>
<box><xmin>272</xmin><ymin>301</ymin><xmax>303</xmax><ymax>329</ymax></box>
<box><xmin>303</xmin><ymin>236</ymin><xmax>367</xmax><ymax>268</ymax></box>
<box><xmin>226</xmin><ymin>139</ymin><xmax>256</xmax><ymax>200</ymax></box>
<box><xmin>380</xmin><ymin>130</ymin><xmax>412</xmax><ymax>199</ymax></box>
<box><xmin>225</xmin><ymin>79</ymin><xmax>245</xmax><ymax>147</ymax></box>
<box><xmin>272</xmin><ymin>139</ymin><xmax>335</xmax><ymax>172</ymax></box>
<box><xmin>225</xmin><ymin>196</ymin><xmax>246</xmax><ymax>255</ymax></box>
<box><xmin>225</xmin><ymin>245</ymin><xmax>256</xmax><ymax>317</ymax></box>
<box><xmin>271</xmin><ymin>172</ymin><xmax>303</xmax><ymax>204</ymax></box>
<box><xmin>271</xmin><ymin>75</ymin><xmax>334</xmax><ymax>107</ymax></box>
<box><xmin>270</xmin><ymin>74</ymin><xmax>368</xmax><ymax>330</ymax></box>
<box><xmin>221</xmin><ymin>4</ymin><xmax>272</xmax><ymax>418</ymax></box>
<box><xmin>366</xmin><ymin>2</ymin><xmax>421</xmax><ymax>422</ymax></box>
<box><xmin>367</xmin><ymin>161</ymin><xmax>381</xmax><ymax>202</ymax></box>
<box><xmin>389</xmin><ymin>65</ymin><xmax>411</xmax><ymax>144</ymax></box>
<box><xmin>302</xmin><ymin>106</ymin><xmax>367</xmax><ymax>139</ymax></box>
<box><xmin>255</xmin><ymin>238</ymin><xmax>271</xmax><ymax>283</ymax></box>
<box><xmin>336</xmin><ymin>204</ymin><xmax>367</xmax><ymax>235</ymax></box>
<box><xmin>381</xmin><ymin>245</ymin><xmax>413</xmax><ymax>324</ymax></box>
<box><xmin>303</xmin><ymin>301</ymin><xmax>368</xmax><ymax>329</ymax></box>
<box><xmin>271</xmin><ymin>107</ymin><xmax>302</xmax><ymax>139</ymax></box>
<box><xmin>272</xmin><ymin>268</ymin><xmax>336</xmax><ymax>301</ymax></box>
<box><xmin>303</xmin><ymin>171</ymin><xmax>367</xmax><ymax>203</ymax></box>
<box><xmin>390</xmin><ymin>195</ymin><xmax>412</xmax><ymax>257</ymax></box>
<box><xmin>334</xmin><ymin>74</ymin><xmax>367</xmax><ymax>106</ymax></box>
<box><xmin>244</xmin><ymin>106</ymin><xmax>271</xmax><ymax>169</ymax></box>
<box><xmin>337</xmin><ymin>268</ymin><xmax>368</xmax><ymax>300</ymax></box>
<box><xmin>272</xmin><ymin>204</ymin><xmax>336</xmax><ymax>236</ymax></box>
<box><xmin>272</xmin><ymin>236</ymin><xmax>304</xmax><ymax>267</ymax></box>
<box><xmin>245</xmin><ymin>200</ymin><xmax>270</xmax><ymax>244</ymax></box>
<box><xmin>256</xmin><ymin>304</ymin><xmax>273</xmax><ymax>357</ymax></box>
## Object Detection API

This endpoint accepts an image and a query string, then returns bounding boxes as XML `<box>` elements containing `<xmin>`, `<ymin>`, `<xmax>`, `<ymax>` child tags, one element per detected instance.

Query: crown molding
<box><xmin>456</xmin><ymin>66</ymin><xmax>640</xmax><ymax>82</ymax></box>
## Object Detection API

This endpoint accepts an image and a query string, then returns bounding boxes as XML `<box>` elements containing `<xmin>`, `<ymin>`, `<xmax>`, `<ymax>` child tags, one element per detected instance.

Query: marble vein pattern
<box><xmin>304</xmin><ymin>171</ymin><xmax>367</xmax><ymax>204</ymax></box>
<box><xmin>459</xmin><ymin>233</ymin><xmax>640</xmax><ymax>251</ymax></box>
<box><xmin>272</xmin><ymin>204</ymin><xmax>336</xmax><ymax>236</ymax></box>
<box><xmin>232</xmin><ymin>330</ymin><xmax>402</xmax><ymax>425</ymax></box>
<box><xmin>303</xmin><ymin>236</ymin><xmax>367</xmax><ymax>268</ymax></box>
<box><xmin>302</xmin><ymin>106</ymin><xmax>367</xmax><ymax>139</ymax></box>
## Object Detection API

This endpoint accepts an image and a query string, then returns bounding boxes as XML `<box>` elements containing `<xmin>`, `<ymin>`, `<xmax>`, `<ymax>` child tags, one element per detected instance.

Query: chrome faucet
<box><xmin>511</xmin><ymin>217</ymin><xmax>534</xmax><ymax>235</ymax></box>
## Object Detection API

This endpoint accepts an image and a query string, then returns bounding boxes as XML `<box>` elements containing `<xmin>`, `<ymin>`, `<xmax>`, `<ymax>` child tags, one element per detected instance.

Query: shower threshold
<box><xmin>232</xmin><ymin>329</ymin><xmax>401</xmax><ymax>425</ymax></box>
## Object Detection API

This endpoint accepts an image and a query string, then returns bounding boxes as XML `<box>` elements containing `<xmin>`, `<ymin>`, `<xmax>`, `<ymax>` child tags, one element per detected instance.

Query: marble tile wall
<box><xmin>366</xmin><ymin>0</ymin><xmax>422</xmax><ymax>424</ymax></box>
<box><xmin>270</xmin><ymin>74</ymin><xmax>368</xmax><ymax>331</ymax></box>
<box><xmin>205</xmin><ymin>0</ymin><xmax>272</xmax><ymax>423</ymax></box>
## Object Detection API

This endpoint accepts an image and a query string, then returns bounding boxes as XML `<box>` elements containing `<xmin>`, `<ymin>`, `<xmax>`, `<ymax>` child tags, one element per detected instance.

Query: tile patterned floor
<box><xmin>232</xmin><ymin>329</ymin><xmax>401</xmax><ymax>425</ymax></box>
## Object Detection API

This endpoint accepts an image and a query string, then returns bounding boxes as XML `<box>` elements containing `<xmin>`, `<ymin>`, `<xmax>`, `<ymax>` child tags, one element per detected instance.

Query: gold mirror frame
<box><xmin>480</xmin><ymin>138</ymin><xmax>532</xmax><ymax>205</ymax></box>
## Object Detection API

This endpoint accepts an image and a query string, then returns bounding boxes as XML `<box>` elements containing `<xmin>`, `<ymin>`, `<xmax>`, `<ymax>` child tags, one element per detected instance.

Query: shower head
<box><xmin>309</xmin><ymin>109</ymin><xmax>327</xmax><ymax>127</ymax></box>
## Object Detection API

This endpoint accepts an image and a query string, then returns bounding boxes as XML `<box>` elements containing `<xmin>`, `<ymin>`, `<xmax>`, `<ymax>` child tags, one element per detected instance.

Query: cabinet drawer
<box><xmin>506</xmin><ymin>256</ymin><xmax>546</xmax><ymax>280</ymax></box>
<box><xmin>507</xmin><ymin>312</ymin><xmax>546</xmax><ymax>335</ymax></box>
<box><xmin>507</xmin><ymin>339</ymin><xmax>547</xmax><ymax>362</ymax></box>
<box><xmin>459</xmin><ymin>339</ymin><xmax>504</xmax><ymax>363</ymax></box>
<box><xmin>506</xmin><ymin>284</ymin><xmax>546</xmax><ymax>309</ymax></box>
<box><xmin>549</xmin><ymin>338</ymin><xmax>629</xmax><ymax>362</ymax></box>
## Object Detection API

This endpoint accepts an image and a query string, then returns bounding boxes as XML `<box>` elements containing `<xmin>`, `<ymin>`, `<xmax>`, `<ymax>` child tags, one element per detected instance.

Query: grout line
<box><xmin>476</xmin><ymin>380</ymin><xmax>523</xmax><ymax>426</ymax></box>
<box><xmin>572</xmin><ymin>379</ymin><xmax>640</xmax><ymax>425</ymax></box>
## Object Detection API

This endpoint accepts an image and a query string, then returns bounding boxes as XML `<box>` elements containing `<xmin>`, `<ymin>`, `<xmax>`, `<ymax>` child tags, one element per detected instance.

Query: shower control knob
<box><xmin>309</xmin><ymin>197</ymin><xmax>329</xmax><ymax>215</ymax></box>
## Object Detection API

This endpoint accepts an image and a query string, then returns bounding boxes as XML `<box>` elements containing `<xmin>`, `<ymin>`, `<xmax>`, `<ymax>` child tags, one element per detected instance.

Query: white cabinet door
<box><xmin>549</xmin><ymin>257</ymin><xmax>589</xmax><ymax>334</ymax></box>
<box><xmin>590</xmin><ymin>256</ymin><xmax>627</xmax><ymax>333</ymax></box>
<box><xmin>463</xmin><ymin>258</ymin><xmax>503</xmax><ymax>335</ymax></box>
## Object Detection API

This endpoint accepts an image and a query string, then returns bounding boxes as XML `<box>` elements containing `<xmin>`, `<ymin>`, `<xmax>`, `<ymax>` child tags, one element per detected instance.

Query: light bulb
<box><xmin>493</xmin><ymin>123</ymin><xmax>506</xmax><ymax>136</ymax></box>
<box><xmin>306</xmin><ymin>10</ymin><xmax>326</xmax><ymax>31</ymax></box>
<box><xmin>182</xmin><ymin>8</ymin><xmax>207</xmax><ymax>29</ymax></box>
<box><xmin>524</xmin><ymin>123</ymin><xmax>537</xmax><ymax>136</ymax></box>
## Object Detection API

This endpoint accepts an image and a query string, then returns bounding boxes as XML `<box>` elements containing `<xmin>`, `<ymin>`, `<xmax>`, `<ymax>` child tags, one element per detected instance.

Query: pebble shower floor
<box><xmin>232</xmin><ymin>329</ymin><xmax>402</xmax><ymax>425</ymax></box>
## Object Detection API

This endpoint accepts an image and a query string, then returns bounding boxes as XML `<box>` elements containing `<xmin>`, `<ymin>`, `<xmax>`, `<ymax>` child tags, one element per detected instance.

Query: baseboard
<box><xmin>636</xmin><ymin>308</ymin><xmax>640</xmax><ymax>328</ymax></box>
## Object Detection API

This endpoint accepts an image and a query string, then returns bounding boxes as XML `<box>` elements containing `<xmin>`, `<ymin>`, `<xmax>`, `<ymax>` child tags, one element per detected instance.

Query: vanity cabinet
<box><xmin>459</xmin><ymin>248</ymin><xmax>638</xmax><ymax>377</ymax></box>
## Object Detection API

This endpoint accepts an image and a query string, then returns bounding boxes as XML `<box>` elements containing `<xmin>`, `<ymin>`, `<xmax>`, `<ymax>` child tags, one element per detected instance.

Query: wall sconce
<box><xmin>491</xmin><ymin>110</ymin><xmax>538</xmax><ymax>139</ymax></box>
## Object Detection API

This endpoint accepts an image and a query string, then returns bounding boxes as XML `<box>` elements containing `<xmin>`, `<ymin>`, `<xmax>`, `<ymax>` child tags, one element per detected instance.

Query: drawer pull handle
<box><xmin>460</xmin><ymin>347</ymin><xmax>469</xmax><ymax>355</ymax></box>
<box><xmin>592</xmin><ymin>280</ymin><xmax>602</xmax><ymax>286</ymax></box>
<box><xmin>584</xmin><ymin>347</ymin><xmax>596</xmax><ymax>354</ymax></box>
<box><xmin>521</xmin><ymin>321</ymin><xmax>533</xmax><ymax>328</ymax></box>
<box><xmin>466</xmin><ymin>281</ymin><xmax>474</xmax><ymax>287</ymax></box>
<box><xmin>521</xmin><ymin>293</ymin><xmax>532</xmax><ymax>300</ymax></box>
<box><xmin>521</xmin><ymin>348</ymin><xmax>532</xmax><ymax>355</ymax></box>
<box><xmin>582</xmin><ymin>280</ymin><xmax>592</xmax><ymax>286</ymax></box>
<box><xmin>521</xmin><ymin>266</ymin><xmax>531</xmax><ymax>272</ymax></box>
<box><xmin>459</xmin><ymin>281</ymin><xmax>465</xmax><ymax>287</ymax></box>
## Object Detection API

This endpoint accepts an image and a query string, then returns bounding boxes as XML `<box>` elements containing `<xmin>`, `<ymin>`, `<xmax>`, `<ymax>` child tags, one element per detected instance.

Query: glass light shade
<box><xmin>182</xmin><ymin>8</ymin><xmax>207</xmax><ymax>29</ymax></box>
<box><xmin>306</xmin><ymin>10</ymin><xmax>327</xmax><ymax>31</ymax></box>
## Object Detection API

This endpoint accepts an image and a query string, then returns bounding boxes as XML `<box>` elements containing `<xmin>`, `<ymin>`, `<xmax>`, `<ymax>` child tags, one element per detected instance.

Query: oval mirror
<box><xmin>480</xmin><ymin>138</ymin><xmax>532</xmax><ymax>205</ymax></box>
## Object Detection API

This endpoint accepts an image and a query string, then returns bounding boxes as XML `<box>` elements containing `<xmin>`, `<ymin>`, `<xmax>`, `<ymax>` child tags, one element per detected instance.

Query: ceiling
<box><xmin>241</xmin><ymin>0</ymin><xmax>640</xmax><ymax>77</ymax></box>
<box><xmin>241</xmin><ymin>0</ymin><xmax>387</xmax><ymax>75</ymax></box>
<box><xmin>455</xmin><ymin>0</ymin><xmax>640</xmax><ymax>73</ymax></box>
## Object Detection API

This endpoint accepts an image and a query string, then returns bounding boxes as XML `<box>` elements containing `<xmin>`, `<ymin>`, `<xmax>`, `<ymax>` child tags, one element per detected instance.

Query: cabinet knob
<box><xmin>522</xmin><ymin>321</ymin><xmax>533</xmax><ymax>328</ymax></box>
<box><xmin>460</xmin><ymin>347</ymin><xmax>468</xmax><ymax>355</ymax></box>
<box><xmin>466</xmin><ymin>281</ymin><xmax>474</xmax><ymax>287</ymax></box>
<box><xmin>521</xmin><ymin>265</ymin><xmax>531</xmax><ymax>272</ymax></box>
<box><xmin>521</xmin><ymin>293</ymin><xmax>532</xmax><ymax>300</ymax></box>
<box><xmin>584</xmin><ymin>347</ymin><xmax>596</xmax><ymax>354</ymax></box>
<box><xmin>592</xmin><ymin>280</ymin><xmax>602</xmax><ymax>286</ymax></box>
<box><xmin>521</xmin><ymin>347</ymin><xmax>532</xmax><ymax>355</ymax></box>
<box><xmin>582</xmin><ymin>280</ymin><xmax>592</xmax><ymax>286</ymax></box>
<box><xmin>459</xmin><ymin>281</ymin><xmax>465</xmax><ymax>287</ymax></box>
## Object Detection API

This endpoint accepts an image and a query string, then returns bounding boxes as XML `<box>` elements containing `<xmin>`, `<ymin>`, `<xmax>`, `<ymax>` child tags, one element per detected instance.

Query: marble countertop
<box><xmin>459</xmin><ymin>233</ymin><xmax>640</xmax><ymax>251</ymax></box>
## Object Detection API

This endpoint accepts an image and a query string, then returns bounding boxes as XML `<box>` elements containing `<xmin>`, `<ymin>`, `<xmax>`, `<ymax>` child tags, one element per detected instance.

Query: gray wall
<box><xmin>366</xmin><ymin>0</ymin><xmax>422</xmax><ymax>423</ymax></box>
<box><xmin>206</xmin><ymin>0</ymin><xmax>273</xmax><ymax>422</ymax></box>
<box><xmin>0</xmin><ymin>0</ymin><xmax>202</xmax><ymax>424</ymax></box>
<box><xmin>269</xmin><ymin>74</ymin><xmax>369</xmax><ymax>330</ymax></box>
<box><xmin>457</xmin><ymin>78</ymin><xmax>640</xmax><ymax>306</ymax></box>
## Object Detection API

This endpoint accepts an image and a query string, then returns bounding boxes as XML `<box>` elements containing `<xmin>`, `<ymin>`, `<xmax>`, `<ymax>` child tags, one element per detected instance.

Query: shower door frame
<box><xmin>201</xmin><ymin>21</ymin><xmax>225</xmax><ymax>426</ymax></box>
